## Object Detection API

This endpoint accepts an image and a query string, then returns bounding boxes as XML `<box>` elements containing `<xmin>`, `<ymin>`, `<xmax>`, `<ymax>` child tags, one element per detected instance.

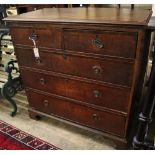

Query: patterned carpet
<box><xmin>0</xmin><ymin>120</ymin><xmax>60</xmax><ymax>150</ymax></box>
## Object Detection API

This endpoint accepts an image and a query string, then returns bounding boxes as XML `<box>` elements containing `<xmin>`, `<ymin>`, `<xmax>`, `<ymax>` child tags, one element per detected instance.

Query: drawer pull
<box><xmin>43</xmin><ymin>100</ymin><xmax>49</xmax><ymax>107</ymax></box>
<box><xmin>92</xmin><ymin>38</ymin><xmax>103</xmax><ymax>49</ymax></box>
<box><xmin>92</xmin><ymin>65</ymin><xmax>102</xmax><ymax>74</ymax></box>
<box><xmin>39</xmin><ymin>78</ymin><xmax>45</xmax><ymax>85</ymax></box>
<box><xmin>29</xmin><ymin>32</ymin><xmax>38</xmax><ymax>41</ymax></box>
<box><xmin>93</xmin><ymin>90</ymin><xmax>101</xmax><ymax>98</ymax></box>
<box><xmin>35</xmin><ymin>57</ymin><xmax>41</xmax><ymax>64</ymax></box>
<box><xmin>92</xmin><ymin>113</ymin><xmax>99</xmax><ymax>120</ymax></box>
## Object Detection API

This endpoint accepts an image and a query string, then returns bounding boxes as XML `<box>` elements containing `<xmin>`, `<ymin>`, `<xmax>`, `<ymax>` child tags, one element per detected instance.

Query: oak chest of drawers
<box><xmin>4</xmin><ymin>8</ymin><xmax>152</xmax><ymax>148</ymax></box>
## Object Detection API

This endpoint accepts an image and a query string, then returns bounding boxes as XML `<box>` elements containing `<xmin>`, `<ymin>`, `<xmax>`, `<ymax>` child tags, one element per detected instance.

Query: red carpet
<box><xmin>0</xmin><ymin>120</ymin><xmax>60</xmax><ymax>150</ymax></box>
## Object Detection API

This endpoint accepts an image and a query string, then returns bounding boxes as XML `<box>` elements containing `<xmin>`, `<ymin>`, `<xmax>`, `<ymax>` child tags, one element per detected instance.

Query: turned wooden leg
<box><xmin>132</xmin><ymin>36</ymin><xmax>155</xmax><ymax>149</ymax></box>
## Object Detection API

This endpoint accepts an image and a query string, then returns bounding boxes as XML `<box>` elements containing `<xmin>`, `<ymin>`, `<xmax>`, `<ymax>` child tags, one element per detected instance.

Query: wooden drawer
<box><xmin>63</xmin><ymin>29</ymin><xmax>137</xmax><ymax>59</ymax></box>
<box><xmin>27</xmin><ymin>89</ymin><xmax>126</xmax><ymax>137</ymax></box>
<box><xmin>10</xmin><ymin>27</ymin><xmax>62</xmax><ymax>49</ymax></box>
<box><xmin>21</xmin><ymin>69</ymin><xmax>130</xmax><ymax>112</ymax></box>
<box><xmin>20</xmin><ymin>69</ymin><xmax>66</xmax><ymax>97</ymax></box>
<box><xmin>16</xmin><ymin>48</ymin><xmax>134</xmax><ymax>87</ymax></box>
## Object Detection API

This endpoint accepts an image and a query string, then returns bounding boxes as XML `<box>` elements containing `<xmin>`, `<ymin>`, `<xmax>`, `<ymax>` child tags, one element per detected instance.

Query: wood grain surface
<box><xmin>4</xmin><ymin>8</ymin><xmax>152</xmax><ymax>25</ymax></box>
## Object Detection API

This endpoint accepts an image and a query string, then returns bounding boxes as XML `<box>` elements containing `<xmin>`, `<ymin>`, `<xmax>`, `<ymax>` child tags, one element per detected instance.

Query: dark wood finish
<box><xmin>10</xmin><ymin>27</ymin><xmax>62</xmax><ymax>49</ymax></box>
<box><xmin>5</xmin><ymin>8</ymin><xmax>152</xmax><ymax>25</ymax></box>
<box><xmin>27</xmin><ymin>89</ymin><xmax>126</xmax><ymax>137</ymax></box>
<box><xmin>63</xmin><ymin>29</ymin><xmax>137</xmax><ymax>59</ymax></box>
<box><xmin>21</xmin><ymin>69</ymin><xmax>130</xmax><ymax>113</ymax></box>
<box><xmin>11</xmin><ymin>27</ymin><xmax>138</xmax><ymax>59</ymax></box>
<box><xmin>4</xmin><ymin>8</ymin><xmax>152</xmax><ymax>149</ymax></box>
<box><xmin>15</xmin><ymin>48</ymin><xmax>134</xmax><ymax>87</ymax></box>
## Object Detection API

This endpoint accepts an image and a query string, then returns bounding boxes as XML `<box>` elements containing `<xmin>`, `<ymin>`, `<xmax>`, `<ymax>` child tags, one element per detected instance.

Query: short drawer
<box><xmin>16</xmin><ymin>48</ymin><xmax>134</xmax><ymax>87</ymax></box>
<box><xmin>10</xmin><ymin>27</ymin><xmax>62</xmax><ymax>49</ymax></box>
<box><xmin>27</xmin><ymin>89</ymin><xmax>126</xmax><ymax>137</ymax></box>
<box><xmin>63</xmin><ymin>29</ymin><xmax>137</xmax><ymax>59</ymax></box>
<box><xmin>21</xmin><ymin>69</ymin><xmax>130</xmax><ymax>112</ymax></box>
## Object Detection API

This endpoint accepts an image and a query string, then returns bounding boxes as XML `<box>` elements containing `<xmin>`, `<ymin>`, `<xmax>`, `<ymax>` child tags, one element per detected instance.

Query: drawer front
<box><xmin>16</xmin><ymin>48</ymin><xmax>134</xmax><ymax>87</ymax></box>
<box><xmin>10</xmin><ymin>27</ymin><xmax>62</xmax><ymax>49</ymax></box>
<box><xmin>21</xmin><ymin>69</ymin><xmax>130</xmax><ymax>112</ymax></box>
<box><xmin>27</xmin><ymin>89</ymin><xmax>126</xmax><ymax>137</ymax></box>
<box><xmin>64</xmin><ymin>30</ymin><xmax>137</xmax><ymax>58</ymax></box>
<box><xmin>20</xmin><ymin>69</ymin><xmax>66</xmax><ymax>97</ymax></box>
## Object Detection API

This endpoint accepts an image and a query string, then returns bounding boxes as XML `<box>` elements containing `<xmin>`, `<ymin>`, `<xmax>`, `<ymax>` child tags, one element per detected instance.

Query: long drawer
<box><xmin>63</xmin><ymin>29</ymin><xmax>137</xmax><ymax>59</ymax></box>
<box><xmin>16</xmin><ymin>48</ymin><xmax>134</xmax><ymax>87</ymax></box>
<box><xmin>27</xmin><ymin>89</ymin><xmax>126</xmax><ymax>137</ymax></box>
<box><xmin>10</xmin><ymin>27</ymin><xmax>62</xmax><ymax>49</ymax></box>
<box><xmin>21</xmin><ymin>69</ymin><xmax>130</xmax><ymax>112</ymax></box>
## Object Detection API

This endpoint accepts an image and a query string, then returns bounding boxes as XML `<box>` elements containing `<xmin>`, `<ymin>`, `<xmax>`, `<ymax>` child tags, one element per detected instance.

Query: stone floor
<box><xmin>0</xmin><ymin>94</ymin><xmax>115</xmax><ymax>150</ymax></box>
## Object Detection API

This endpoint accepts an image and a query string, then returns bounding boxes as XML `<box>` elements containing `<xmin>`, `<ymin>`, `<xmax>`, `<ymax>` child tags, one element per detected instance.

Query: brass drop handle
<box><xmin>35</xmin><ymin>57</ymin><xmax>41</xmax><ymax>64</ymax></box>
<box><xmin>39</xmin><ymin>78</ymin><xmax>45</xmax><ymax>85</ymax></box>
<box><xmin>92</xmin><ymin>38</ymin><xmax>103</xmax><ymax>49</ymax></box>
<box><xmin>29</xmin><ymin>32</ymin><xmax>38</xmax><ymax>42</ymax></box>
<box><xmin>92</xmin><ymin>113</ymin><xmax>99</xmax><ymax>120</ymax></box>
<box><xmin>43</xmin><ymin>100</ymin><xmax>49</xmax><ymax>107</ymax></box>
<box><xmin>92</xmin><ymin>65</ymin><xmax>102</xmax><ymax>74</ymax></box>
<box><xmin>93</xmin><ymin>90</ymin><xmax>101</xmax><ymax>98</ymax></box>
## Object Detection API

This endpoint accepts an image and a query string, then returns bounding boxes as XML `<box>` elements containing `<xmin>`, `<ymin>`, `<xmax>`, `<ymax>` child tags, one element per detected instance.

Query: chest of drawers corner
<box><xmin>5</xmin><ymin>8</ymin><xmax>152</xmax><ymax>148</ymax></box>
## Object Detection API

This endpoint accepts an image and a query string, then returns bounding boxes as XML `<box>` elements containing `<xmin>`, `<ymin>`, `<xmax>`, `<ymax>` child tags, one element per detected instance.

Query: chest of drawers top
<box><xmin>4</xmin><ymin>7</ymin><xmax>152</xmax><ymax>25</ymax></box>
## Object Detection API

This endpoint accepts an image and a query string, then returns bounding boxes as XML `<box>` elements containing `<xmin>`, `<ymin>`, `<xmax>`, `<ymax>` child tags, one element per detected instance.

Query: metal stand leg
<box><xmin>1</xmin><ymin>82</ymin><xmax>17</xmax><ymax>117</ymax></box>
